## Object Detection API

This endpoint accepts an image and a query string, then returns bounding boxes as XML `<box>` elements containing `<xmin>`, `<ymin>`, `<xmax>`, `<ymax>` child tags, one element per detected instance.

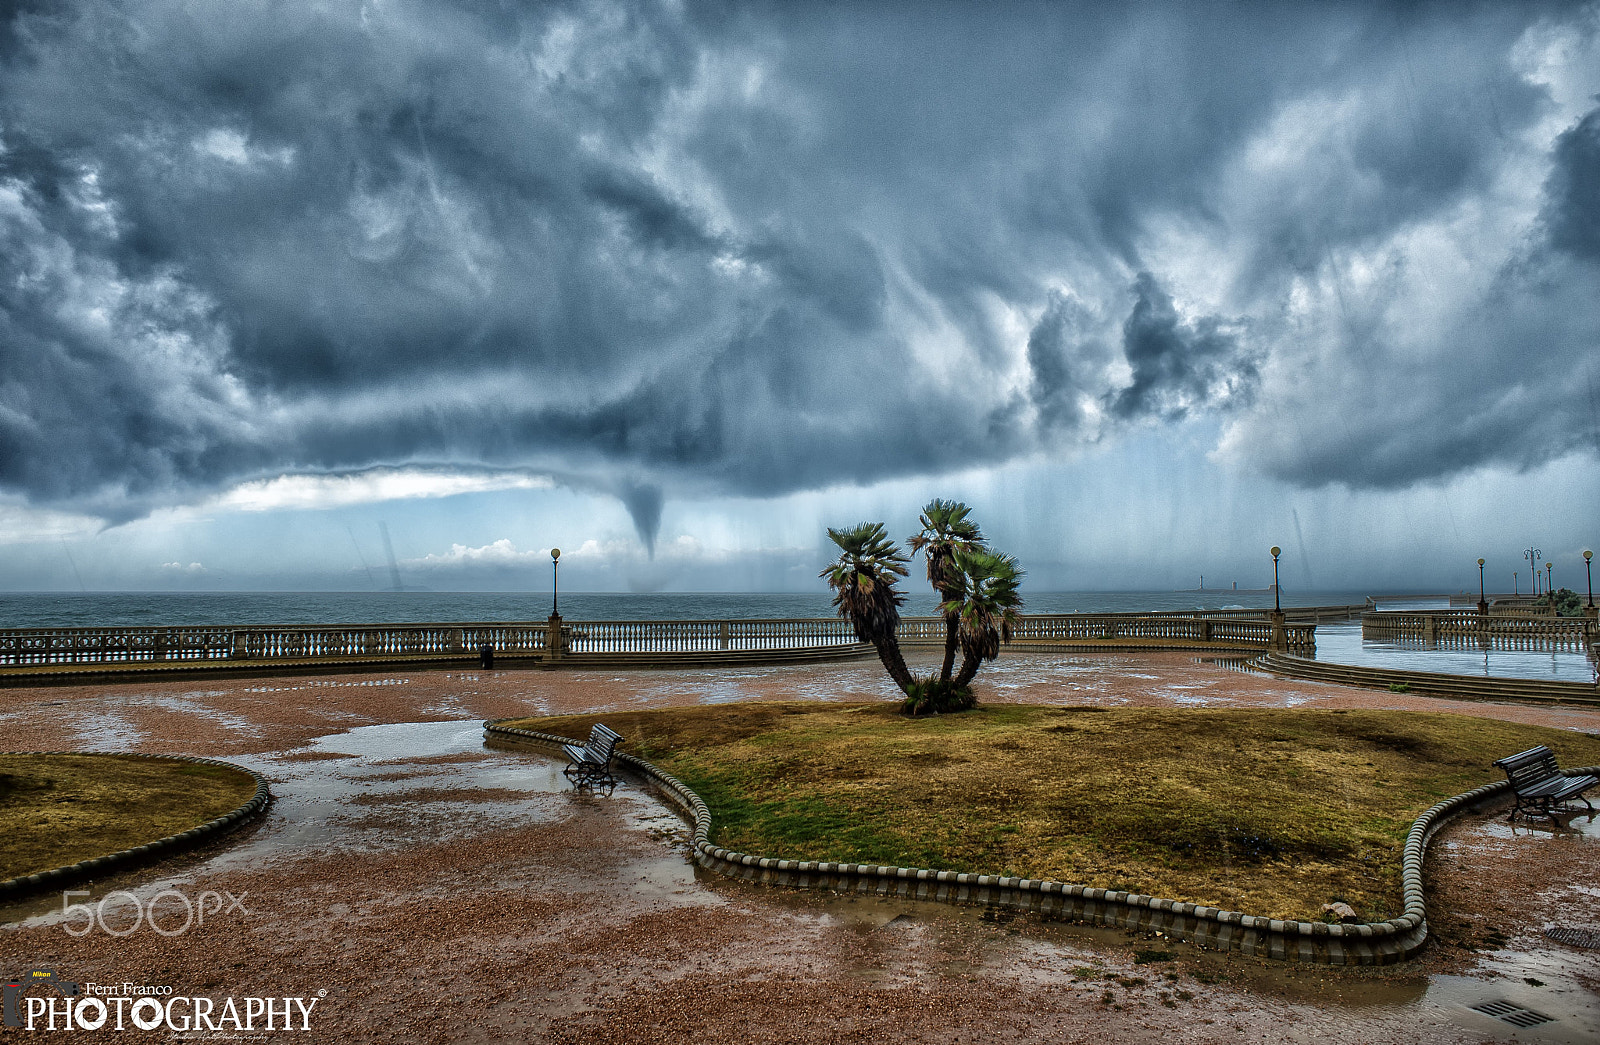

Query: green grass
<box><xmin>0</xmin><ymin>755</ymin><xmax>257</xmax><ymax>880</ymax></box>
<box><xmin>503</xmin><ymin>703</ymin><xmax>1600</xmax><ymax>921</ymax></box>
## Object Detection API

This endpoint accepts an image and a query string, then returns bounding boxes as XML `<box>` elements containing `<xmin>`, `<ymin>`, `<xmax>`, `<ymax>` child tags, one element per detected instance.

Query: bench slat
<box><xmin>562</xmin><ymin>723</ymin><xmax>627</xmax><ymax>794</ymax></box>
<box><xmin>1492</xmin><ymin>745</ymin><xmax>1596</xmax><ymax>820</ymax></box>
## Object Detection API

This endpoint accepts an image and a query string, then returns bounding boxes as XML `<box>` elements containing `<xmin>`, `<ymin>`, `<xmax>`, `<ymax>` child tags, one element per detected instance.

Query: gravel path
<box><xmin>0</xmin><ymin>653</ymin><xmax>1596</xmax><ymax>1043</ymax></box>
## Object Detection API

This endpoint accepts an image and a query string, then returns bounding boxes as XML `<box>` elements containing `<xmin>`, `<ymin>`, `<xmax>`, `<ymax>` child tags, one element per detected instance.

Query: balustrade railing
<box><xmin>0</xmin><ymin>612</ymin><xmax>1317</xmax><ymax>669</ymax></box>
<box><xmin>0</xmin><ymin>623</ymin><xmax>549</xmax><ymax>668</ymax></box>
<box><xmin>563</xmin><ymin>618</ymin><xmax>859</xmax><ymax>653</ymax></box>
<box><xmin>1361</xmin><ymin>612</ymin><xmax>1593</xmax><ymax>652</ymax></box>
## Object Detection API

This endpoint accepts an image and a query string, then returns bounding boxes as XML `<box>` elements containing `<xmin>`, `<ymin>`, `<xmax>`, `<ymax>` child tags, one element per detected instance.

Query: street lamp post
<box><xmin>551</xmin><ymin>547</ymin><xmax>561</xmax><ymax>615</ymax></box>
<box><xmin>1477</xmin><ymin>558</ymin><xmax>1487</xmax><ymax>615</ymax></box>
<box><xmin>1524</xmin><ymin>546</ymin><xmax>1542</xmax><ymax>596</ymax></box>
<box><xmin>1546</xmin><ymin>562</ymin><xmax>1554</xmax><ymax>601</ymax></box>
<box><xmin>546</xmin><ymin>547</ymin><xmax>564</xmax><ymax>658</ymax></box>
<box><xmin>1269</xmin><ymin>546</ymin><xmax>1285</xmax><ymax>652</ymax></box>
<box><xmin>1585</xmin><ymin>550</ymin><xmax>1594</xmax><ymax>609</ymax></box>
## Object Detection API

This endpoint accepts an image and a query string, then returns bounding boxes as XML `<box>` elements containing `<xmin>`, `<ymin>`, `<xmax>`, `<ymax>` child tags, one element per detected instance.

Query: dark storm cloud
<box><xmin>0</xmin><ymin>0</ymin><xmax>1596</xmax><ymax>535</ymax></box>
<box><xmin>1543</xmin><ymin>106</ymin><xmax>1600</xmax><ymax>261</ymax></box>
<box><xmin>1109</xmin><ymin>273</ymin><xmax>1258</xmax><ymax>422</ymax></box>
<box><xmin>1026</xmin><ymin>290</ymin><xmax>1113</xmax><ymax>432</ymax></box>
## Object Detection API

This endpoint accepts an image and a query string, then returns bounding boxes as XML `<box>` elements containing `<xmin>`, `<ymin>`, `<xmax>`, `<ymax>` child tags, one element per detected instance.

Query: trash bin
<box><xmin>479</xmin><ymin>644</ymin><xmax>494</xmax><ymax>670</ymax></box>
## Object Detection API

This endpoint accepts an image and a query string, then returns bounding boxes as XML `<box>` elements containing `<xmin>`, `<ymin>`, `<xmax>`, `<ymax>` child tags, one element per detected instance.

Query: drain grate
<box><xmin>1544</xmin><ymin>926</ymin><xmax>1600</xmax><ymax>950</ymax></box>
<box><xmin>1470</xmin><ymin>1000</ymin><xmax>1557</xmax><ymax>1028</ymax></box>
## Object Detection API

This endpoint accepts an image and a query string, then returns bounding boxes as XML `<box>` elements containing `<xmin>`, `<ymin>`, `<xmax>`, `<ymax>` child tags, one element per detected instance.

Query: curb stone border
<box><xmin>0</xmin><ymin>752</ymin><xmax>273</xmax><ymax>899</ymax></box>
<box><xmin>1264</xmin><ymin>651</ymin><xmax>1600</xmax><ymax>707</ymax></box>
<box><xmin>484</xmin><ymin>719</ymin><xmax>1597</xmax><ymax>965</ymax></box>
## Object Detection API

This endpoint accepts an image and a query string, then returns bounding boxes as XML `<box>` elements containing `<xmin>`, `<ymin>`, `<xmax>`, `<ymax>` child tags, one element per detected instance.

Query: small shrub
<box><xmin>902</xmin><ymin>678</ymin><xmax>976</xmax><ymax>716</ymax></box>
<box><xmin>1133</xmin><ymin>949</ymin><xmax>1176</xmax><ymax>965</ymax></box>
<box><xmin>1548</xmin><ymin>588</ymin><xmax>1583</xmax><ymax>618</ymax></box>
<box><xmin>1388</xmin><ymin>682</ymin><xmax>1411</xmax><ymax>693</ymax></box>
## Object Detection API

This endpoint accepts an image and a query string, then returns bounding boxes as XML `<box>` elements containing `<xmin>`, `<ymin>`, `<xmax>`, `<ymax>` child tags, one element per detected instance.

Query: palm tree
<box><xmin>820</xmin><ymin>522</ymin><xmax>915</xmax><ymax>693</ymax></box>
<box><xmin>942</xmin><ymin>547</ymin><xmax>1025</xmax><ymax>690</ymax></box>
<box><xmin>908</xmin><ymin>499</ymin><xmax>985</xmax><ymax>685</ymax></box>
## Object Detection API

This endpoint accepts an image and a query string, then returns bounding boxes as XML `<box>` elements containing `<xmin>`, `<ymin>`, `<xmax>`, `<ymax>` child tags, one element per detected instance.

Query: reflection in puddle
<box><xmin>1475</xmin><ymin>812</ymin><xmax>1597</xmax><ymax>842</ymax></box>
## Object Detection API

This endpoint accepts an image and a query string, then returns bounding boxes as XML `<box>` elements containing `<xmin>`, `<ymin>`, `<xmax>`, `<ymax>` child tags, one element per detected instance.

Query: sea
<box><xmin>1</xmin><ymin>590</ymin><xmax>1591</xmax><ymax>683</ymax></box>
<box><xmin>0</xmin><ymin>589</ymin><xmax>1379</xmax><ymax>629</ymax></box>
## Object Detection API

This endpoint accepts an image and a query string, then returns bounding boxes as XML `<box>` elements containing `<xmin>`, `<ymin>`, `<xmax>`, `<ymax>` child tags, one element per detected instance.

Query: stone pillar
<box><xmin>545</xmin><ymin>612</ymin><xmax>565</xmax><ymax>659</ymax></box>
<box><xmin>1269</xmin><ymin>611</ymin><xmax>1288</xmax><ymax>653</ymax></box>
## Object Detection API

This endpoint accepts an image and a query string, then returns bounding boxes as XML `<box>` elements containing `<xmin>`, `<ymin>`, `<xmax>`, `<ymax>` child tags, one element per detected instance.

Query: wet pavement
<box><xmin>0</xmin><ymin>655</ymin><xmax>1596</xmax><ymax>1041</ymax></box>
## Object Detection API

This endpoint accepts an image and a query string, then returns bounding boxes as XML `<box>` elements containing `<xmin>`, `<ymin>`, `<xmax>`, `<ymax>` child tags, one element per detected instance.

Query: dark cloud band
<box><xmin>0</xmin><ymin>0</ymin><xmax>1595</xmax><ymax>541</ymax></box>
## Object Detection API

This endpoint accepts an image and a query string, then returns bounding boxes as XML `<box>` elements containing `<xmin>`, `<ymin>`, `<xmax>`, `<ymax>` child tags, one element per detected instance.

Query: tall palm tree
<box><xmin>942</xmin><ymin>547</ymin><xmax>1025</xmax><ymax>690</ymax></box>
<box><xmin>908</xmin><ymin>499</ymin><xmax>985</xmax><ymax>685</ymax></box>
<box><xmin>820</xmin><ymin>522</ymin><xmax>915</xmax><ymax>693</ymax></box>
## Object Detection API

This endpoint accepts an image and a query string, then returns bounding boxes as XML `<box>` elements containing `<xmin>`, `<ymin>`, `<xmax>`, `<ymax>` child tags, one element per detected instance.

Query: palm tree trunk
<box><xmin>873</xmin><ymin>636</ymin><xmax>916</xmax><ymax>694</ymax></box>
<box><xmin>940</xmin><ymin>616</ymin><xmax>958</xmax><ymax>683</ymax></box>
<box><xmin>953</xmin><ymin>650</ymin><xmax>981</xmax><ymax>689</ymax></box>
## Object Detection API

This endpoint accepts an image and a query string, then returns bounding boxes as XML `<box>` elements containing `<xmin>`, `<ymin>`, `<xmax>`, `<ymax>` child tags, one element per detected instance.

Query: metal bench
<box><xmin>562</xmin><ymin>724</ymin><xmax>626</xmax><ymax>794</ymax></box>
<box><xmin>1492</xmin><ymin>746</ymin><xmax>1596</xmax><ymax>821</ymax></box>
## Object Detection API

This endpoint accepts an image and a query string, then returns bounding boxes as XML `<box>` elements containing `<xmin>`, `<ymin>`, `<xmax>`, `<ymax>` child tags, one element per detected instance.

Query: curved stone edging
<box><xmin>0</xmin><ymin>751</ymin><xmax>273</xmax><ymax>899</ymax></box>
<box><xmin>485</xmin><ymin>719</ymin><xmax>1598</xmax><ymax>965</ymax></box>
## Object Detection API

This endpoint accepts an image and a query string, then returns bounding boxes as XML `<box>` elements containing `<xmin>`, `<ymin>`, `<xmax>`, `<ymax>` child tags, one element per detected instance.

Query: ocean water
<box><xmin>0</xmin><ymin>589</ymin><xmax>1380</xmax><ymax>629</ymax></box>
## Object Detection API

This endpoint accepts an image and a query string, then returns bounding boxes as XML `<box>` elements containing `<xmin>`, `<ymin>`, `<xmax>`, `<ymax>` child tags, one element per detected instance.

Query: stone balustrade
<box><xmin>1361</xmin><ymin>611</ymin><xmax>1593</xmax><ymax>652</ymax></box>
<box><xmin>0</xmin><ymin>622</ymin><xmax>551</xmax><ymax>667</ymax></box>
<box><xmin>0</xmin><ymin>613</ymin><xmax>1317</xmax><ymax>672</ymax></box>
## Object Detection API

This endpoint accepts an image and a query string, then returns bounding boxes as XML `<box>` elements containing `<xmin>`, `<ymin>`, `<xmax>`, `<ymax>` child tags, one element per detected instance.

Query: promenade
<box><xmin>1</xmin><ymin>651</ymin><xmax>1596</xmax><ymax>1043</ymax></box>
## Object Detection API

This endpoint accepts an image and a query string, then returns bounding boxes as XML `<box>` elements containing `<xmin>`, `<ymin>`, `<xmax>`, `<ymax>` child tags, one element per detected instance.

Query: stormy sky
<box><xmin>1</xmin><ymin>0</ymin><xmax>1597</xmax><ymax>594</ymax></box>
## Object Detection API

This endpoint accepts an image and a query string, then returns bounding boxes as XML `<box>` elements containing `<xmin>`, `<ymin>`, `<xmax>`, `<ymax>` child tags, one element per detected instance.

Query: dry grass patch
<box><xmin>0</xmin><ymin>754</ymin><xmax>257</xmax><ymax>880</ymax></box>
<box><xmin>503</xmin><ymin>703</ymin><xmax>1600</xmax><ymax>921</ymax></box>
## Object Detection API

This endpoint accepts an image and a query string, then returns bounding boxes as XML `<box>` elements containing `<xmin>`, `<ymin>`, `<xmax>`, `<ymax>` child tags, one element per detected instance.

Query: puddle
<box><xmin>0</xmin><ymin>720</ymin><xmax>702</xmax><ymax>929</ymax></box>
<box><xmin>1448</xmin><ymin>812</ymin><xmax>1598</xmax><ymax>845</ymax></box>
<box><xmin>1420</xmin><ymin>964</ymin><xmax>1600</xmax><ymax>1043</ymax></box>
<box><xmin>142</xmin><ymin>694</ymin><xmax>261</xmax><ymax>737</ymax></box>
<box><xmin>66</xmin><ymin>710</ymin><xmax>149</xmax><ymax>750</ymax></box>
<box><xmin>308</xmin><ymin>720</ymin><xmax>488</xmax><ymax>759</ymax></box>
<box><xmin>242</xmin><ymin>677</ymin><xmax>414</xmax><ymax>694</ymax></box>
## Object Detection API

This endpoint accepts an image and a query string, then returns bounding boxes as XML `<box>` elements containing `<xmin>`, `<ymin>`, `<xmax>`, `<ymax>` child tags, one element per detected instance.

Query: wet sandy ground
<box><xmin>0</xmin><ymin>652</ymin><xmax>1597</xmax><ymax>1043</ymax></box>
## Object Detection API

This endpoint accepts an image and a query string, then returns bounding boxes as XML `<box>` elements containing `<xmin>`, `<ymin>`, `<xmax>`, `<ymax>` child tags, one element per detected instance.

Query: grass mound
<box><xmin>502</xmin><ymin>703</ymin><xmax>1600</xmax><ymax>921</ymax></box>
<box><xmin>0</xmin><ymin>754</ymin><xmax>258</xmax><ymax>881</ymax></box>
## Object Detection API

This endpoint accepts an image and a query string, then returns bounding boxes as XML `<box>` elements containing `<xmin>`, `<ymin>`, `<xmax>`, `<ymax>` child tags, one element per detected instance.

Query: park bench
<box><xmin>1492</xmin><ymin>746</ymin><xmax>1596</xmax><ymax>821</ymax></box>
<box><xmin>562</xmin><ymin>724</ymin><xmax>626</xmax><ymax>794</ymax></box>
